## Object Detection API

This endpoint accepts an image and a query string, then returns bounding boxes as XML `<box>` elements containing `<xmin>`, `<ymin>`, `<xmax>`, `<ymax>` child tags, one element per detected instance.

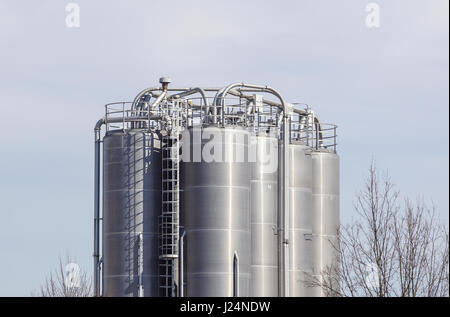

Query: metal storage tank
<box><xmin>288</xmin><ymin>142</ymin><xmax>313</xmax><ymax>297</ymax></box>
<box><xmin>250</xmin><ymin>132</ymin><xmax>278</xmax><ymax>297</ymax></box>
<box><xmin>311</xmin><ymin>149</ymin><xmax>340</xmax><ymax>297</ymax></box>
<box><xmin>180</xmin><ymin>126</ymin><xmax>251</xmax><ymax>297</ymax></box>
<box><xmin>94</xmin><ymin>79</ymin><xmax>340</xmax><ymax>298</ymax></box>
<box><xmin>102</xmin><ymin>129</ymin><xmax>162</xmax><ymax>296</ymax></box>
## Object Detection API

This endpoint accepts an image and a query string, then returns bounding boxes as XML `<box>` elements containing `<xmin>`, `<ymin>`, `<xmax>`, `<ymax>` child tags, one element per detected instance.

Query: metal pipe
<box><xmin>227</xmin><ymin>89</ymin><xmax>307</xmax><ymax>116</ymax></box>
<box><xmin>93</xmin><ymin>118</ymin><xmax>104</xmax><ymax>297</ymax></box>
<box><xmin>283</xmin><ymin>114</ymin><xmax>290</xmax><ymax>297</ymax></box>
<box><xmin>178</xmin><ymin>231</ymin><xmax>186</xmax><ymax>297</ymax></box>
<box><xmin>105</xmin><ymin>115</ymin><xmax>163</xmax><ymax>124</ymax></box>
<box><xmin>131</xmin><ymin>87</ymin><xmax>160</xmax><ymax>113</ymax></box>
<box><xmin>167</xmin><ymin>88</ymin><xmax>210</xmax><ymax>122</ymax></box>
<box><xmin>215</xmin><ymin>83</ymin><xmax>290</xmax><ymax>297</ymax></box>
<box><xmin>276</xmin><ymin>138</ymin><xmax>283</xmax><ymax>297</ymax></box>
<box><xmin>233</xmin><ymin>251</ymin><xmax>239</xmax><ymax>297</ymax></box>
<box><xmin>138</xmin><ymin>232</ymin><xmax>144</xmax><ymax>297</ymax></box>
<box><xmin>214</xmin><ymin>83</ymin><xmax>288</xmax><ymax>122</ymax></box>
<box><xmin>211</xmin><ymin>87</ymin><xmax>226</xmax><ymax>124</ymax></box>
<box><xmin>150</xmin><ymin>91</ymin><xmax>167</xmax><ymax>111</ymax></box>
<box><xmin>132</xmin><ymin>87</ymin><xmax>221</xmax><ymax>112</ymax></box>
<box><xmin>313</xmin><ymin>116</ymin><xmax>323</xmax><ymax>150</ymax></box>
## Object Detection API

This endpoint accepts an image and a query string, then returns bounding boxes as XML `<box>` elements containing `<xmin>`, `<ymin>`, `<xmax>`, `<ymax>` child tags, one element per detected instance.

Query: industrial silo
<box><xmin>102</xmin><ymin>130</ymin><xmax>162</xmax><ymax>297</ymax></box>
<box><xmin>288</xmin><ymin>142</ymin><xmax>313</xmax><ymax>297</ymax></box>
<box><xmin>249</xmin><ymin>132</ymin><xmax>279</xmax><ymax>297</ymax></box>
<box><xmin>180</xmin><ymin>126</ymin><xmax>252</xmax><ymax>297</ymax></box>
<box><xmin>93</xmin><ymin>78</ymin><xmax>339</xmax><ymax>298</ymax></box>
<box><xmin>311</xmin><ymin>148</ymin><xmax>340</xmax><ymax>296</ymax></box>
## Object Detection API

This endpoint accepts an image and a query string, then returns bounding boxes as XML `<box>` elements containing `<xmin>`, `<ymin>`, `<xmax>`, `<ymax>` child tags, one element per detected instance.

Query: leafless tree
<box><xmin>34</xmin><ymin>255</ymin><xmax>92</xmax><ymax>297</ymax></box>
<box><xmin>308</xmin><ymin>161</ymin><xmax>449</xmax><ymax>297</ymax></box>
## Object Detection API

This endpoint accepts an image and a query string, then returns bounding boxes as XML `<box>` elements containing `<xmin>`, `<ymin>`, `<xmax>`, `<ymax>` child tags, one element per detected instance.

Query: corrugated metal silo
<box><xmin>250</xmin><ymin>132</ymin><xmax>279</xmax><ymax>297</ymax></box>
<box><xmin>180</xmin><ymin>126</ymin><xmax>251</xmax><ymax>296</ymax></box>
<box><xmin>94</xmin><ymin>79</ymin><xmax>340</xmax><ymax>298</ymax></box>
<box><xmin>311</xmin><ymin>149</ymin><xmax>340</xmax><ymax>296</ymax></box>
<box><xmin>102</xmin><ymin>130</ymin><xmax>162</xmax><ymax>296</ymax></box>
<box><xmin>288</xmin><ymin>142</ymin><xmax>313</xmax><ymax>296</ymax></box>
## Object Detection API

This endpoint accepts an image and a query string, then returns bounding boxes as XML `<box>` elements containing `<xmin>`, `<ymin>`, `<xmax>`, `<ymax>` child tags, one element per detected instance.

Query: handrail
<box><xmin>214</xmin><ymin>83</ymin><xmax>287</xmax><ymax>126</ymax></box>
<box><xmin>178</xmin><ymin>231</ymin><xmax>186</xmax><ymax>297</ymax></box>
<box><xmin>168</xmin><ymin>88</ymin><xmax>210</xmax><ymax>123</ymax></box>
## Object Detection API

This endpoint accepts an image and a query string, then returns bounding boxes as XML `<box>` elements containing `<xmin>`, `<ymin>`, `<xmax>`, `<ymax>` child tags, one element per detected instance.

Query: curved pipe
<box><xmin>227</xmin><ymin>89</ymin><xmax>307</xmax><ymax>116</ymax></box>
<box><xmin>149</xmin><ymin>91</ymin><xmax>167</xmax><ymax>110</ymax></box>
<box><xmin>217</xmin><ymin>83</ymin><xmax>308</xmax><ymax>130</ymax></box>
<box><xmin>313</xmin><ymin>116</ymin><xmax>323</xmax><ymax>149</ymax></box>
<box><xmin>131</xmin><ymin>87</ymin><xmax>162</xmax><ymax>113</ymax></box>
<box><xmin>132</xmin><ymin>87</ymin><xmax>222</xmax><ymax>113</ymax></box>
<box><xmin>213</xmin><ymin>83</ymin><xmax>287</xmax><ymax>126</ymax></box>
<box><xmin>211</xmin><ymin>87</ymin><xmax>226</xmax><ymax>124</ymax></box>
<box><xmin>214</xmin><ymin>82</ymin><xmax>289</xmax><ymax>297</ymax></box>
<box><xmin>168</xmin><ymin>88</ymin><xmax>210</xmax><ymax>122</ymax></box>
<box><xmin>137</xmin><ymin>93</ymin><xmax>153</xmax><ymax>116</ymax></box>
<box><xmin>93</xmin><ymin>119</ymin><xmax>103</xmax><ymax>297</ymax></box>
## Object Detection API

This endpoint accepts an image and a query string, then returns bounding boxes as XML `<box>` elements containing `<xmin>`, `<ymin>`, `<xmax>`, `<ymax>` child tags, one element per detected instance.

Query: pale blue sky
<box><xmin>0</xmin><ymin>0</ymin><xmax>448</xmax><ymax>296</ymax></box>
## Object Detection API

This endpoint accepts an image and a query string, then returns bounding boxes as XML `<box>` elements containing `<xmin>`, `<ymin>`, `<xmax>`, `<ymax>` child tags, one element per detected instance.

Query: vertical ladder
<box><xmin>159</xmin><ymin>101</ymin><xmax>181</xmax><ymax>297</ymax></box>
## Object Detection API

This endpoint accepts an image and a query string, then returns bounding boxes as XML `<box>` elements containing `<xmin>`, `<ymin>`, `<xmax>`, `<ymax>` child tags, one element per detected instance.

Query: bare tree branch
<box><xmin>307</xmin><ymin>161</ymin><xmax>449</xmax><ymax>297</ymax></box>
<box><xmin>33</xmin><ymin>255</ymin><xmax>92</xmax><ymax>297</ymax></box>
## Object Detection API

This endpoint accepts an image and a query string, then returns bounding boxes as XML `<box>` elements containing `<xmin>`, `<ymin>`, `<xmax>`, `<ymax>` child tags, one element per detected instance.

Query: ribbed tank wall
<box><xmin>250</xmin><ymin>133</ymin><xmax>278</xmax><ymax>297</ymax></box>
<box><xmin>288</xmin><ymin>143</ymin><xmax>313</xmax><ymax>297</ymax></box>
<box><xmin>102</xmin><ymin>130</ymin><xmax>161</xmax><ymax>297</ymax></box>
<box><xmin>311</xmin><ymin>150</ymin><xmax>340</xmax><ymax>297</ymax></box>
<box><xmin>180</xmin><ymin>126</ymin><xmax>251</xmax><ymax>297</ymax></box>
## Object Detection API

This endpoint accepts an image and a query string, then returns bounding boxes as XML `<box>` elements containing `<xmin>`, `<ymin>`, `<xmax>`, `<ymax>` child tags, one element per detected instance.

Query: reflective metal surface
<box><xmin>311</xmin><ymin>150</ymin><xmax>340</xmax><ymax>297</ymax></box>
<box><xmin>102</xmin><ymin>130</ymin><xmax>162</xmax><ymax>296</ymax></box>
<box><xmin>95</xmin><ymin>80</ymin><xmax>340</xmax><ymax>298</ymax></box>
<box><xmin>180</xmin><ymin>126</ymin><xmax>251</xmax><ymax>297</ymax></box>
<box><xmin>250</xmin><ymin>133</ymin><xmax>278</xmax><ymax>296</ymax></box>
<box><xmin>288</xmin><ymin>143</ymin><xmax>313</xmax><ymax>297</ymax></box>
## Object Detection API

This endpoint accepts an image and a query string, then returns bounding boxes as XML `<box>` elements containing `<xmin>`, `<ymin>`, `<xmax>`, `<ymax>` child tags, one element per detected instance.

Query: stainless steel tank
<box><xmin>311</xmin><ymin>149</ymin><xmax>340</xmax><ymax>297</ymax></box>
<box><xmin>180</xmin><ymin>126</ymin><xmax>251</xmax><ymax>297</ymax></box>
<box><xmin>249</xmin><ymin>132</ymin><xmax>278</xmax><ymax>297</ymax></box>
<box><xmin>288</xmin><ymin>142</ymin><xmax>313</xmax><ymax>297</ymax></box>
<box><xmin>102</xmin><ymin>129</ymin><xmax>162</xmax><ymax>296</ymax></box>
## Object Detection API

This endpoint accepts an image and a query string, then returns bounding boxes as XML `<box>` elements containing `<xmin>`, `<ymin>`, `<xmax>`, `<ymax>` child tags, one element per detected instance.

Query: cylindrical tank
<box><xmin>249</xmin><ymin>132</ymin><xmax>278</xmax><ymax>297</ymax></box>
<box><xmin>311</xmin><ymin>149</ymin><xmax>340</xmax><ymax>297</ymax></box>
<box><xmin>288</xmin><ymin>142</ymin><xmax>313</xmax><ymax>297</ymax></box>
<box><xmin>180</xmin><ymin>126</ymin><xmax>251</xmax><ymax>296</ymax></box>
<box><xmin>102</xmin><ymin>129</ymin><xmax>162</xmax><ymax>297</ymax></box>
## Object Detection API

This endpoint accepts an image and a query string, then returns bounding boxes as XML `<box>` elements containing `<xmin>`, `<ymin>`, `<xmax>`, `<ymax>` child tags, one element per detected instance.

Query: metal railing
<box><xmin>288</xmin><ymin>108</ymin><xmax>338</xmax><ymax>153</ymax></box>
<box><xmin>313</xmin><ymin>122</ymin><xmax>338</xmax><ymax>152</ymax></box>
<box><xmin>104</xmin><ymin>97</ymin><xmax>283</xmax><ymax>132</ymax></box>
<box><xmin>104</xmin><ymin>102</ymin><xmax>165</xmax><ymax>131</ymax></box>
<box><xmin>104</xmin><ymin>100</ymin><xmax>337</xmax><ymax>152</ymax></box>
